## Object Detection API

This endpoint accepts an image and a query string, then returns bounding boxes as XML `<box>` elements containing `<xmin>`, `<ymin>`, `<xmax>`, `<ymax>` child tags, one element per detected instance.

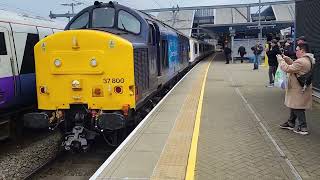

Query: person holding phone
<box><xmin>251</xmin><ymin>43</ymin><xmax>263</xmax><ymax>70</ymax></box>
<box><xmin>277</xmin><ymin>42</ymin><xmax>315</xmax><ymax>135</ymax></box>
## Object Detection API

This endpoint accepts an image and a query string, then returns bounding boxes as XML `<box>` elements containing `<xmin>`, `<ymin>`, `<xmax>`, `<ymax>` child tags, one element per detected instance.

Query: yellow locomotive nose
<box><xmin>34</xmin><ymin>30</ymin><xmax>135</xmax><ymax>110</ymax></box>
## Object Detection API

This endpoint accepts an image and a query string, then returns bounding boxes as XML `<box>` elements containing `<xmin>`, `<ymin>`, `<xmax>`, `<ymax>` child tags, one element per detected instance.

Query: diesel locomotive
<box><xmin>24</xmin><ymin>1</ymin><xmax>214</xmax><ymax>150</ymax></box>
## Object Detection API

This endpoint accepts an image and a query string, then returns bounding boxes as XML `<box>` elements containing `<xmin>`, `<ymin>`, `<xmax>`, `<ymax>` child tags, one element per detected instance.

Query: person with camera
<box><xmin>251</xmin><ymin>43</ymin><xmax>263</xmax><ymax>70</ymax></box>
<box><xmin>277</xmin><ymin>42</ymin><xmax>315</xmax><ymax>135</ymax></box>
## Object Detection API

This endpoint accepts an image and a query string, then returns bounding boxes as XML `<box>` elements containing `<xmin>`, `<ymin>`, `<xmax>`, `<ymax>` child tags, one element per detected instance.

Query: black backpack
<box><xmin>295</xmin><ymin>57</ymin><xmax>313</xmax><ymax>88</ymax></box>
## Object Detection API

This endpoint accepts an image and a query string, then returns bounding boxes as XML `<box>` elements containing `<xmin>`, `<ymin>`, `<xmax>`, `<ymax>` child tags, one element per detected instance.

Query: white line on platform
<box><xmin>90</xmin><ymin>57</ymin><xmax>211</xmax><ymax>180</ymax></box>
<box><xmin>229</xmin><ymin>76</ymin><xmax>302</xmax><ymax>180</ymax></box>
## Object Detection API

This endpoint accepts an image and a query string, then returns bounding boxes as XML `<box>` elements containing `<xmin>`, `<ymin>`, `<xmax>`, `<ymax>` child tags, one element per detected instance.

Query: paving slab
<box><xmin>196</xmin><ymin>55</ymin><xmax>320</xmax><ymax>180</ymax></box>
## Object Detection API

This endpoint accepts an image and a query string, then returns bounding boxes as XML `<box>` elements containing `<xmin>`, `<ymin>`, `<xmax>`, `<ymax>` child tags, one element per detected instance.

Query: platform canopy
<box><xmin>144</xmin><ymin>1</ymin><xmax>295</xmax><ymax>38</ymax></box>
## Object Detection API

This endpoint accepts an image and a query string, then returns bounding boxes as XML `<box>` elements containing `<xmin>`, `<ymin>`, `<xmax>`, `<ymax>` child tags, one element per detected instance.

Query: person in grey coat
<box><xmin>277</xmin><ymin>43</ymin><xmax>315</xmax><ymax>135</ymax></box>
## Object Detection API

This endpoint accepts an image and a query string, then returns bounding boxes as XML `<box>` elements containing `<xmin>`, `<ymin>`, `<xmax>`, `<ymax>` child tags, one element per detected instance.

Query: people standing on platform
<box><xmin>282</xmin><ymin>36</ymin><xmax>306</xmax><ymax>60</ymax></box>
<box><xmin>251</xmin><ymin>43</ymin><xmax>263</xmax><ymax>70</ymax></box>
<box><xmin>277</xmin><ymin>42</ymin><xmax>315</xmax><ymax>135</ymax></box>
<box><xmin>284</xmin><ymin>40</ymin><xmax>296</xmax><ymax>59</ymax></box>
<box><xmin>297</xmin><ymin>36</ymin><xmax>306</xmax><ymax>45</ymax></box>
<box><xmin>278</xmin><ymin>40</ymin><xmax>285</xmax><ymax>54</ymax></box>
<box><xmin>224</xmin><ymin>46</ymin><xmax>232</xmax><ymax>64</ymax></box>
<box><xmin>238</xmin><ymin>46</ymin><xmax>246</xmax><ymax>63</ymax></box>
<box><xmin>265</xmin><ymin>39</ymin><xmax>281</xmax><ymax>87</ymax></box>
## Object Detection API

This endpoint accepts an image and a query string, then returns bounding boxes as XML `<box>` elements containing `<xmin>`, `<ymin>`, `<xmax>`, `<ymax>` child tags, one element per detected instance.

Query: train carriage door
<box><xmin>11</xmin><ymin>24</ymin><xmax>39</xmax><ymax>104</ymax></box>
<box><xmin>148</xmin><ymin>22</ymin><xmax>158</xmax><ymax>88</ymax></box>
<box><xmin>152</xmin><ymin>23</ymin><xmax>161</xmax><ymax>76</ymax></box>
<box><xmin>0</xmin><ymin>25</ymin><xmax>16</xmax><ymax>107</ymax></box>
<box><xmin>148</xmin><ymin>23</ymin><xmax>157</xmax><ymax>72</ymax></box>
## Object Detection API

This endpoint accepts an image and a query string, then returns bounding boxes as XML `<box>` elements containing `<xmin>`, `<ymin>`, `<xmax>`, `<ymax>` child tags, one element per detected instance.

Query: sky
<box><xmin>0</xmin><ymin>0</ymin><xmax>284</xmax><ymax>21</ymax></box>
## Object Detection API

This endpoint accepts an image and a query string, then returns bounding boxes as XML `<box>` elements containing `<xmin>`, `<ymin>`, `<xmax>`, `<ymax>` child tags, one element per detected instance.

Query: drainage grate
<box><xmin>230</xmin><ymin>85</ymin><xmax>243</xmax><ymax>88</ymax></box>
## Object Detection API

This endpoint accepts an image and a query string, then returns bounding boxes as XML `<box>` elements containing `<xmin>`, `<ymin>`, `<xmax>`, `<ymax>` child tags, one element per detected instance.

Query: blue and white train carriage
<box><xmin>0</xmin><ymin>9</ymin><xmax>65</xmax><ymax>139</ymax></box>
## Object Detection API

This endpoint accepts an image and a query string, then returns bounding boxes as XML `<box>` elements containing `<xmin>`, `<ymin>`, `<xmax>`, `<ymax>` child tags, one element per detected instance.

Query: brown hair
<box><xmin>297</xmin><ymin>42</ymin><xmax>310</xmax><ymax>53</ymax></box>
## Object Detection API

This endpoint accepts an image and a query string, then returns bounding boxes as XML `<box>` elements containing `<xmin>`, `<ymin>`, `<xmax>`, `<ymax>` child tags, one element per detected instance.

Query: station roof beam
<box><xmin>141</xmin><ymin>0</ymin><xmax>295</xmax><ymax>13</ymax></box>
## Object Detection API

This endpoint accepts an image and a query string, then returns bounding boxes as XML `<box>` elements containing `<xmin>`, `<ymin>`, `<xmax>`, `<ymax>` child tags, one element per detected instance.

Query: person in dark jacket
<box><xmin>266</xmin><ymin>39</ymin><xmax>281</xmax><ymax>87</ymax></box>
<box><xmin>297</xmin><ymin>36</ymin><xmax>306</xmax><ymax>45</ymax></box>
<box><xmin>224</xmin><ymin>46</ymin><xmax>232</xmax><ymax>64</ymax></box>
<box><xmin>238</xmin><ymin>46</ymin><xmax>246</xmax><ymax>63</ymax></box>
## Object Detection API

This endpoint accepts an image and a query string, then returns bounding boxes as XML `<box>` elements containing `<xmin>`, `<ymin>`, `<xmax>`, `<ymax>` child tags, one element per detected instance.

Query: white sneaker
<box><xmin>266</xmin><ymin>84</ymin><xmax>274</xmax><ymax>88</ymax></box>
<box><xmin>293</xmin><ymin>127</ymin><xmax>309</xmax><ymax>135</ymax></box>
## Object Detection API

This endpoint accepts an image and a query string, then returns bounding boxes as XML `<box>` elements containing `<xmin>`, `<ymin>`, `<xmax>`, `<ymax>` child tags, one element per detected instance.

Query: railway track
<box><xmin>0</xmin><ymin>131</ymin><xmax>62</xmax><ymax>180</ymax></box>
<box><xmin>25</xmin><ymin>137</ymin><xmax>113</xmax><ymax>180</ymax></box>
<box><xmin>21</xmin><ymin>72</ymin><xmax>182</xmax><ymax>180</ymax></box>
<box><xmin>15</xmin><ymin>59</ymin><xmax>203</xmax><ymax>180</ymax></box>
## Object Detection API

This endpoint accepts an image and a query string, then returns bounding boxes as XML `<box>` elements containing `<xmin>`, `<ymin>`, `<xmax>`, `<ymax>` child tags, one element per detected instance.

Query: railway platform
<box><xmin>91</xmin><ymin>54</ymin><xmax>320</xmax><ymax>180</ymax></box>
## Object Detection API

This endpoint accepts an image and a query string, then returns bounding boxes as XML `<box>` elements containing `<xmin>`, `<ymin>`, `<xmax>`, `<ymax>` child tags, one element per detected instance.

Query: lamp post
<box><xmin>258</xmin><ymin>0</ymin><xmax>262</xmax><ymax>44</ymax></box>
<box><xmin>229</xmin><ymin>27</ymin><xmax>236</xmax><ymax>63</ymax></box>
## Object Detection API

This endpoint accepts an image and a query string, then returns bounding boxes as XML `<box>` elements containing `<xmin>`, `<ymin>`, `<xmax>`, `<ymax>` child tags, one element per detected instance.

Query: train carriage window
<box><xmin>69</xmin><ymin>12</ymin><xmax>89</xmax><ymax>30</ymax></box>
<box><xmin>161</xmin><ymin>40</ymin><xmax>168</xmax><ymax>68</ymax></box>
<box><xmin>118</xmin><ymin>10</ymin><xmax>141</xmax><ymax>34</ymax></box>
<box><xmin>92</xmin><ymin>7</ymin><xmax>115</xmax><ymax>28</ymax></box>
<box><xmin>20</xmin><ymin>33</ymin><xmax>39</xmax><ymax>74</ymax></box>
<box><xmin>0</xmin><ymin>32</ymin><xmax>7</xmax><ymax>55</ymax></box>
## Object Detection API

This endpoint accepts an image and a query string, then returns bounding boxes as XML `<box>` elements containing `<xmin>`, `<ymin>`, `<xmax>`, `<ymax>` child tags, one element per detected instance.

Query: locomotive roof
<box><xmin>0</xmin><ymin>9</ymin><xmax>65</xmax><ymax>29</ymax></box>
<box><xmin>137</xmin><ymin>10</ymin><xmax>190</xmax><ymax>39</ymax></box>
<box><xmin>70</xmin><ymin>1</ymin><xmax>189</xmax><ymax>39</ymax></box>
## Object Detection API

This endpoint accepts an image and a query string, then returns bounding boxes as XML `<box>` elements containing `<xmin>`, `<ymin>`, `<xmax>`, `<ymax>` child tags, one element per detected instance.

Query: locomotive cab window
<box><xmin>69</xmin><ymin>12</ymin><xmax>89</xmax><ymax>30</ymax></box>
<box><xmin>92</xmin><ymin>7</ymin><xmax>115</xmax><ymax>28</ymax></box>
<box><xmin>118</xmin><ymin>10</ymin><xmax>141</xmax><ymax>34</ymax></box>
<box><xmin>0</xmin><ymin>32</ymin><xmax>7</xmax><ymax>55</ymax></box>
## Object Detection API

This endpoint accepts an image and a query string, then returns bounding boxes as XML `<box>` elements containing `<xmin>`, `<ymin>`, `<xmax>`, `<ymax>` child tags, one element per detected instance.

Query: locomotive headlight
<box><xmin>39</xmin><ymin>86</ymin><xmax>48</xmax><ymax>94</ymax></box>
<box><xmin>71</xmin><ymin>80</ymin><xmax>81</xmax><ymax>89</ymax></box>
<box><xmin>54</xmin><ymin>59</ymin><xmax>62</xmax><ymax>67</ymax></box>
<box><xmin>92</xmin><ymin>86</ymin><xmax>104</xmax><ymax>97</ymax></box>
<box><xmin>90</xmin><ymin>58</ymin><xmax>97</xmax><ymax>67</ymax></box>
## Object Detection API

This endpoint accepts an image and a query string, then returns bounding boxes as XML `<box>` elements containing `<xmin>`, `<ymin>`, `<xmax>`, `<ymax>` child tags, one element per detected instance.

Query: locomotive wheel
<box><xmin>9</xmin><ymin>114</ymin><xmax>23</xmax><ymax>140</ymax></box>
<box><xmin>103</xmin><ymin>128</ymin><xmax>127</xmax><ymax>147</ymax></box>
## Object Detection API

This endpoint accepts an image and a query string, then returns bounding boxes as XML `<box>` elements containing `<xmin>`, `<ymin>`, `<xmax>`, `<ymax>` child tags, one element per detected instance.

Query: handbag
<box><xmin>295</xmin><ymin>57</ymin><xmax>313</xmax><ymax>88</ymax></box>
<box><xmin>274</xmin><ymin>66</ymin><xmax>288</xmax><ymax>89</ymax></box>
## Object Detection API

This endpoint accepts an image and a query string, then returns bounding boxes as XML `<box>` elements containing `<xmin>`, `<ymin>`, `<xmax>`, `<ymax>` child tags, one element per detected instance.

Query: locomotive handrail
<box><xmin>51</xmin><ymin>71</ymin><xmax>104</xmax><ymax>75</ymax></box>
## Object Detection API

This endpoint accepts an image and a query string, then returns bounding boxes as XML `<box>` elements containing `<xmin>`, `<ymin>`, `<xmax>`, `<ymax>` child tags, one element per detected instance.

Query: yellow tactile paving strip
<box><xmin>92</xmin><ymin>57</ymin><xmax>213</xmax><ymax>180</ymax></box>
<box><xmin>151</xmin><ymin>60</ymin><xmax>211</xmax><ymax>180</ymax></box>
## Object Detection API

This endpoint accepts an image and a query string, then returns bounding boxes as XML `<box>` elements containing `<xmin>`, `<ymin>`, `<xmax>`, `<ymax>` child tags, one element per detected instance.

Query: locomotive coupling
<box><xmin>64</xmin><ymin>126</ymin><xmax>88</xmax><ymax>151</ymax></box>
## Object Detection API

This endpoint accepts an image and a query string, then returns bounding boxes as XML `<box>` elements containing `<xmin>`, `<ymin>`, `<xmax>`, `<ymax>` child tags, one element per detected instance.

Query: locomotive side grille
<box><xmin>296</xmin><ymin>0</ymin><xmax>320</xmax><ymax>90</ymax></box>
<box><xmin>134</xmin><ymin>48</ymin><xmax>149</xmax><ymax>91</ymax></box>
